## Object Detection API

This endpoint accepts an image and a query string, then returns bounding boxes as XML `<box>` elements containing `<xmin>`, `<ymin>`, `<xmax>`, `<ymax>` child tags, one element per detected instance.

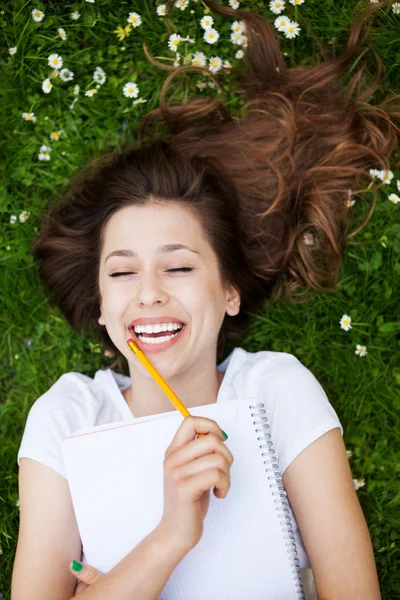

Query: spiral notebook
<box><xmin>61</xmin><ymin>398</ymin><xmax>306</xmax><ymax>600</ymax></box>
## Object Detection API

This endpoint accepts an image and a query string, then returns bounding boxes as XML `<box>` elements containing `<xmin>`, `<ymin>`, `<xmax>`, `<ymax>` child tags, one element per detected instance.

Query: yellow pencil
<box><xmin>126</xmin><ymin>338</ymin><xmax>207</xmax><ymax>437</ymax></box>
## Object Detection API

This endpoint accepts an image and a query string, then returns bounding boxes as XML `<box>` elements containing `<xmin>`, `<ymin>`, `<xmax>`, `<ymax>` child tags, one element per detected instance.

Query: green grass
<box><xmin>1</xmin><ymin>0</ymin><xmax>400</xmax><ymax>598</ymax></box>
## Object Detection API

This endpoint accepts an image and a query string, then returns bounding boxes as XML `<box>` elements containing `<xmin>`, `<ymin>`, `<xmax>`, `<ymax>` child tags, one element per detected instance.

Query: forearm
<box><xmin>68</xmin><ymin>524</ymin><xmax>187</xmax><ymax>600</ymax></box>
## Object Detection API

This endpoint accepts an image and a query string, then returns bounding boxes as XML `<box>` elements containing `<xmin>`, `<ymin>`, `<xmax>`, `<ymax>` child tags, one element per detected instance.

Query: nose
<box><xmin>136</xmin><ymin>271</ymin><xmax>169</xmax><ymax>307</ymax></box>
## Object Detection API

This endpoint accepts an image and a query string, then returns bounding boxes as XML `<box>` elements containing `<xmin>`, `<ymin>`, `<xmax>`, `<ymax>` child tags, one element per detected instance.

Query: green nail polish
<box><xmin>71</xmin><ymin>560</ymin><xmax>83</xmax><ymax>572</ymax></box>
<box><xmin>221</xmin><ymin>430</ymin><xmax>228</xmax><ymax>440</ymax></box>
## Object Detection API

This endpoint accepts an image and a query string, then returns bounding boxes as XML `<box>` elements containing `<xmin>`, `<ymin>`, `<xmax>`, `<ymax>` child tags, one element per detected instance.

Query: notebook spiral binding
<box><xmin>249</xmin><ymin>402</ymin><xmax>306</xmax><ymax>600</ymax></box>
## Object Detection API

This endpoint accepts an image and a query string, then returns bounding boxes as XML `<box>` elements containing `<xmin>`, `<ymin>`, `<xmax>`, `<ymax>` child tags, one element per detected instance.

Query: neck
<box><xmin>123</xmin><ymin>358</ymin><xmax>225</xmax><ymax>419</ymax></box>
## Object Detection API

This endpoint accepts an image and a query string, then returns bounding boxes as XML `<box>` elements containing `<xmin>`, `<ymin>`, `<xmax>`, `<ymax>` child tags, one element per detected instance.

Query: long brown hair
<box><xmin>31</xmin><ymin>0</ymin><xmax>400</xmax><ymax>367</ymax></box>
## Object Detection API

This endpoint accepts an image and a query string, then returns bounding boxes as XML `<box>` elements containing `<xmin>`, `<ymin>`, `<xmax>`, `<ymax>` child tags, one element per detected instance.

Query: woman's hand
<box><xmin>159</xmin><ymin>415</ymin><xmax>233</xmax><ymax>554</ymax></box>
<box><xmin>69</xmin><ymin>561</ymin><xmax>104</xmax><ymax>596</ymax></box>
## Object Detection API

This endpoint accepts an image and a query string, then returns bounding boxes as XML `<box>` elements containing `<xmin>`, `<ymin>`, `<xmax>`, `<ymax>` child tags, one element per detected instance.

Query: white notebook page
<box><xmin>62</xmin><ymin>399</ymin><xmax>301</xmax><ymax>599</ymax></box>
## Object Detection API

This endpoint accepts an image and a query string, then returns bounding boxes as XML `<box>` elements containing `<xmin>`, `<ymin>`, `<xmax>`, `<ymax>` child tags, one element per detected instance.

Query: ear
<box><xmin>98</xmin><ymin>308</ymin><xmax>105</xmax><ymax>326</ymax></box>
<box><xmin>225</xmin><ymin>284</ymin><xmax>241</xmax><ymax>317</ymax></box>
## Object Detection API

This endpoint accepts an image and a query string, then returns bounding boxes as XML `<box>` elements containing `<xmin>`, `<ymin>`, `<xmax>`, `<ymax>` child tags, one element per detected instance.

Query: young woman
<box><xmin>12</xmin><ymin>0</ymin><xmax>399</xmax><ymax>599</ymax></box>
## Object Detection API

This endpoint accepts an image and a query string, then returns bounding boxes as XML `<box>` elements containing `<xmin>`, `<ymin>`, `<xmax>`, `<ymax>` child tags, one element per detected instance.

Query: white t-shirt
<box><xmin>17</xmin><ymin>346</ymin><xmax>343</xmax><ymax>572</ymax></box>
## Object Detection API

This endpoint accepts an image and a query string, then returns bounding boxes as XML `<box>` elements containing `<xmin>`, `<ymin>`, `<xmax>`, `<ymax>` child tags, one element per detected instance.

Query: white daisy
<box><xmin>133</xmin><ymin>97</ymin><xmax>148</xmax><ymax>105</ymax></box>
<box><xmin>355</xmin><ymin>345</ymin><xmax>367</xmax><ymax>357</ymax></box>
<box><xmin>397</xmin><ymin>180</ymin><xmax>400</xmax><ymax>192</ymax></box>
<box><xmin>208</xmin><ymin>81</ymin><xmax>216</xmax><ymax>88</ymax></box>
<box><xmin>22</xmin><ymin>112</ymin><xmax>36</xmax><ymax>122</ymax></box>
<box><xmin>392</xmin><ymin>2</ymin><xmax>400</xmax><ymax>13</ymax></box>
<box><xmin>50</xmin><ymin>130</ymin><xmax>62</xmax><ymax>141</ymax></box>
<box><xmin>303</xmin><ymin>232</ymin><xmax>314</xmax><ymax>246</ymax></box>
<box><xmin>19</xmin><ymin>211</ymin><xmax>30</xmax><ymax>222</ymax></box>
<box><xmin>204</xmin><ymin>28</ymin><xmax>219</xmax><ymax>44</ymax></box>
<box><xmin>269</xmin><ymin>1</ymin><xmax>285</xmax><ymax>15</ymax></box>
<box><xmin>200</xmin><ymin>15</ymin><xmax>214</xmax><ymax>29</ymax></box>
<box><xmin>209</xmin><ymin>56</ymin><xmax>222</xmax><ymax>74</ymax></box>
<box><xmin>42</xmin><ymin>78</ymin><xmax>53</xmax><ymax>93</ymax></box>
<box><xmin>31</xmin><ymin>8</ymin><xmax>45</xmax><ymax>22</ymax></box>
<box><xmin>229</xmin><ymin>0</ymin><xmax>240</xmax><ymax>8</ymax></box>
<box><xmin>71</xmin><ymin>11</ymin><xmax>81</xmax><ymax>20</ymax></box>
<box><xmin>9</xmin><ymin>47</ymin><xmax>17</xmax><ymax>55</ymax></box>
<box><xmin>196</xmin><ymin>81</ymin><xmax>207</xmax><ymax>91</ymax></box>
<box><xmin>86</xmin><ymin>0</ymin><xmax>95</xmax><ymax>3</ymax></box>
<box><xmin>127</xmin><ymin>12</ymin><xmax>142</xmax><ymax>27</ymax></box>
<box><xmin>339</xmin><ymin>314</ymin><xmax>352</xmax><ymax>331</ymax></box>
<box><xmin>85</xmin><ymin>88</ymin><xmax>98</xmax><ymax>97</ymax></box>
<box><xmin>59</xmin><ymin>68</ymin><xmax>74</xmax><ymax>82</ymax></box>
<box><xmin>191</xmin><ymin>51</ymin><xmax>207</xmax><ymax>66</ymax></box>
<box><xmin>231</xmin><ymin>20</ymin><xmax>246</xmax><ymax>33</ymax></box>
<box><xmin>274</xmin><ymin>15</ymin><xmax>291</xmax><ymax>31</ymax></box>
<box><xmin>369</xmin><ymin>168</ymin><xmax>381</xmax><ymax>179</ymax></box>
<box><xmin>38</xmin><ymin>145</ymin><xmax>52</xmax><ymax>160</ymax></box>
<box><xmin>73</xmin><ymin>84</ymin><xmax>80</xmax><ymax>95</ymax></box>
<box><xmin>282</xmin><ymin>20</ymin><xmax>301</xmax><ymax>39</ymax></box>
<box><xmin>48</xmin><ymin>54</ymin><xmax>63</xmax><ymax>69</ymax></box>
<box><xmin>388</xmin><ymin>193</ymin><xmax>400</xmax><ymax>204</ymax></box>
<box><xmin>353</xmin><ymin>478</ymin><xmax>366</xmax><ymax>490</ymax></box>
<box><xmin>123</xmin><ymin>82</ymin><xmax>139</xmax><ymax>98</ymax></box>
<box><xmin>175</xmin><ymin>0</ymin><xmax>189</xmax><ymax>9</ymax></box>
<box><xmin>10</xmin><ymin>215</ymin><xmax>17</xmax><ymax>224</ymax></box>
<box><xmin>58</xmin><ymin>28</ymin><xmax>67</xmax><ymax>40</ymax></box>
<box><xmin>168</xmin><ymin>33</ymin><xmax>181</xmax><ymax>52</ymax></box>
<box><xmin>235</xmin><ymin>49</ymin><xmax>244</xmax><ymax>59</ymax></box>
<box><xmin>223</xmin><ymin>59</ymin><xmax>232</xmax><ymax>69</ymax></box>
<box><xmin>230</xmin><ymin>31</ymin><xmax>246</xmax><ymax>45</ymax></box>
<box><xmin>346</xmin><ymin>450</ymin><xmax>352</xmax><ymax>459</ymax></box>
<box><xmin>183</xmin><ymin>54</ymin><xmax>192</xmax><ymax>64</ymax></box>
<box><xmin>94</xmin><ymin>66</ymin><xmax>106</xmax><ymax>85</ymax></box>
<box><xmin>379</xmin><ymin>169</ymin><xmax>394</xmax><ymax>184</ymax></box>
<box><xmin>157</xmin><ymin>5</ymin><xmax>167</xmax><ymax>16</ymax></box>
<box><xmin>289</xmin><ymin>0</ymin><xmax>305</xmax><ymax>4</ymax></box>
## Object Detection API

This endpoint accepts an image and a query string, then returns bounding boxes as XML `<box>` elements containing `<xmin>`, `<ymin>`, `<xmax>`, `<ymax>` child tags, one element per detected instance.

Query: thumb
<box><xmin>70</xmin><ymin>560</ymin><xmax>103</xmax><ymax>585</ymax></box>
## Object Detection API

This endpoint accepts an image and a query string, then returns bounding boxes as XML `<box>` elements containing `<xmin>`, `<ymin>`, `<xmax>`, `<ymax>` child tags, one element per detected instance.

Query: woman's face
<box><xmin>97</xmin><ymin>202</ymin><xmax>240</xmax><ymax>374</ymax></box>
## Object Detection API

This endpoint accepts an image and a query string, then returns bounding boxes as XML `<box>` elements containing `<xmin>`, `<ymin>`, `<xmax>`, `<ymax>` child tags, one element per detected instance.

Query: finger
<box><xmin>174</xmin><ymin>451</ymin><xmax>231</xmax><ymax>482</ymax></box>
<box><xmin>166</xmin><ymin>433</ymin><xmax>234</xmax><ymax>470</ymax></box>
<box><xmin>184</xmin><ymin>466</ymin><xmax>230</xmax><ymax>501</ymax></box>
<box><xmin>74</xmin><ymin>581</ymin><xmax>88</xmax><ymax>596</ymax></box>
<box><xmin>70</xmin><ymin>561</ymin><xmax>104</xmax><ymax>586</ymax></box>
<box><xmin>165</xmin><ymin>416</ymin><xmax>227</xmax><ymax>458</ymax></box>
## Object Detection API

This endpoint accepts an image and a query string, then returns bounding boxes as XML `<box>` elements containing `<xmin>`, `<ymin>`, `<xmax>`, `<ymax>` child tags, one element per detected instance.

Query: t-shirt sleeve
<box><xmin>260</xmin><ymin>359</ymin><xmax>344</xmax><ymax>476</ymax></box>
<box><xmin>17</xmin><ymin>373</ymin><xmax>96</xmax><ymax>480</ymax></box>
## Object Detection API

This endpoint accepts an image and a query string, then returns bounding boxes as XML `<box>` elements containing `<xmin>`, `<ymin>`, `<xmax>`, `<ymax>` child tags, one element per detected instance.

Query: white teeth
<box><xmin>137</xmin><ymin>330</ymin><xmax>182</xmax><ymax>344</ymax></box>
<box><xmin>133</xmin><ymin>322</ymin><xmax>183</xmax><ymax>334</ymax></box>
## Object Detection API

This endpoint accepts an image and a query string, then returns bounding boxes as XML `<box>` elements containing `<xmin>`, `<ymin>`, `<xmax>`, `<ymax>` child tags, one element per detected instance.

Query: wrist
<box><xmin>153</xmin><ymin>522</ymin><xmax>193</xmax><ymax>562</ymax></box>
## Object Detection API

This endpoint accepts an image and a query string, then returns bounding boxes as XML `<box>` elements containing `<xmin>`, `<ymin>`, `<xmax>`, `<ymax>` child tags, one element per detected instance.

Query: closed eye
<box><xmin>110</xmin><ymin>268</ymin><xmax>193</xmax><ymax>278</ymax></box>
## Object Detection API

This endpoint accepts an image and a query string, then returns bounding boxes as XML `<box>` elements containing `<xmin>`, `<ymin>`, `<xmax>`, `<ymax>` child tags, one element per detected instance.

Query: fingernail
<box><xmin>221</xmin><ymin>430</ymin><xmax>228</xmax><ymax>440</ymax></box>
<box><xmin>71</xmin><ymin>560</ymin><xmax>83</xmax><ymax>572</ymax></box>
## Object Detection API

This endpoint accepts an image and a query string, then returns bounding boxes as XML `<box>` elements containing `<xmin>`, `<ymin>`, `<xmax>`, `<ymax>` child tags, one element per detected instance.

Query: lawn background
<box><xmin>0</xmin><ymin>0</ymin><xmax>399</xmax><ymax>598</ymax></box>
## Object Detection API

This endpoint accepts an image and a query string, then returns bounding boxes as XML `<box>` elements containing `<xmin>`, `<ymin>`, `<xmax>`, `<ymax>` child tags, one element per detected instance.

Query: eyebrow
<box><xmin>105</xmin><ymin>244</ymin><xmax>199</xmax><ymax>263</ymax></box>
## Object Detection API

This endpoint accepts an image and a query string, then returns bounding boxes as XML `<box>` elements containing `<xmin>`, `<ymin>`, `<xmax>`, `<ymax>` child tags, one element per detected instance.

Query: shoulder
<box><xmin>236</xmin><ymin>349</ymin><xmax>344</xmax><ymax>475</ymax></box>
<box><xmin>17</xmin><ymin>370</ymin><xmax>114</xmax><ymax>479</ymax></box>
<box><xmin>27</xmin><ymin>371</ymin><xmax>102</xmax><ymax>419</ymax></box>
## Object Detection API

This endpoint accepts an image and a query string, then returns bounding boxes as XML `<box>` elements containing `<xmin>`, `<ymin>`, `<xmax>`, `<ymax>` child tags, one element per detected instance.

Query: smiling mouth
<box><xmin>128</xmin><ymin>324</ymin><xmax>185</xmax><ymax>341</ymax></box>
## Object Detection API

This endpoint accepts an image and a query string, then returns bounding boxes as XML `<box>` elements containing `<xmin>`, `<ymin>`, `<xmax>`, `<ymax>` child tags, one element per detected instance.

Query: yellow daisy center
<box><xmin>173</xmin><ymin>39</ymin><xmax>179</xmax><ymax>45</ymax></box>
<box><xmin>35</xmin><ymin>11</ymin><xmax>41</xmax><ymax>17</ymax></box>
<box><xmin>209</xmin><ymin>33</ymin><xmax>214</xmax><ymax>38</ymax></box>
<box><xmin>193</xmin><ymin>60</ymin><xmax>199</xmax><ymax>65</ymax></box>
